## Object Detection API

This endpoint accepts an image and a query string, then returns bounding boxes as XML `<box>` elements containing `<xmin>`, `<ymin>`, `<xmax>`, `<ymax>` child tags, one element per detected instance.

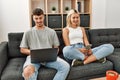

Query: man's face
<box><xmin>33</xmin><ymin>14</ymin><xmax>44</xmax><ymax>27</ymax></box>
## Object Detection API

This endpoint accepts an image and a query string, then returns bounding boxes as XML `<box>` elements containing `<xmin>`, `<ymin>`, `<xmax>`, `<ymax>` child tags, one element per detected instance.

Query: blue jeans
<box><xmin>23</xmin><ymin>56</ymin><xmax>70</xmax><ymax>80</ymax></box>
<box><xmin>63</xmin><ymin>43</ymin><xmax>114</xmax><ymax>61</ymax></box>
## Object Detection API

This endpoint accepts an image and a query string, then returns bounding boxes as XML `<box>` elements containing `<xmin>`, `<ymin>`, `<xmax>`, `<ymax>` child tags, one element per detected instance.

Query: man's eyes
<box><xmin>35</xmin><ymin>18</ymin><xmax>42</xmax><ymax>20</ymax></box>
<box><xmin>35</xmin><ymin>18</ymin><xmax>38</xmax><ymax>20</ymax></box>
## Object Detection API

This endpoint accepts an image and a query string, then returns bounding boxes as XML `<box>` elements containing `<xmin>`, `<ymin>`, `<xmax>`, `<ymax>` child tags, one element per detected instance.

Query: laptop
<box><xmin>30</xmin><ymin>48</ymin><xmax>58</xmax><ymax>63</ymax></box>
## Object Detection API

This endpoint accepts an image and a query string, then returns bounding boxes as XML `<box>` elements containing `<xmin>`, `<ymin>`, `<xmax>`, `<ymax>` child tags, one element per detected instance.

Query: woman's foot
<box><xmin>71</xmin><ymin>59</ymin><xmax>84</xmax><ymax>67</ymax></box>
<box><xmin>95</xmin><ymin>58</ymin><xmax>107</xmax><ymax>63</ymax></box>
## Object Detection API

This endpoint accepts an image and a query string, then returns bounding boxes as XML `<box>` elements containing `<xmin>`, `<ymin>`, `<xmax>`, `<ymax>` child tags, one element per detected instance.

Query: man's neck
<box><xmin>35</xmin><ymin>25</ymin><xmax>45</xmax><ymax>30</ymax></box>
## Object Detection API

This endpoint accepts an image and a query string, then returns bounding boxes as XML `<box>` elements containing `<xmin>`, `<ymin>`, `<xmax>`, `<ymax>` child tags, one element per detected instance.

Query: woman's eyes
<box><xmin>73</xmin><ymin>17</ymin><xmax>79</xmax><ymax>19</ymax></box>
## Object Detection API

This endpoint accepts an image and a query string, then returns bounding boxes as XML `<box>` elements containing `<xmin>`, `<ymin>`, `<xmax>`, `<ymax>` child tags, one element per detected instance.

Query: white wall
<box><xmin>0</xmin><ymin>0</ymin><xmax>30</xmax><ymax>42</ymax></box>
<box><xmin>106</xmin><ymin>0</ymin><xmax>120</xmax><ymax>28</ymax></box>
<box><xmin>92</xmin><ymin>0</ymin><xmax>120</xmax><ymax>29</ymax></box>
<box><xmin>0</xmin><ymin>0</ymin><xmax>120</xmax><ymax>42</ymax></box>
<box><xmin>92</xmin><ymin>0</ymin><xmax>106</xmax><ymax>29</ymax></box>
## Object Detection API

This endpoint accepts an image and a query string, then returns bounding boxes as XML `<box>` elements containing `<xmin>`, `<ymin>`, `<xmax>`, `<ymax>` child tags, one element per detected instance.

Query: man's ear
<box><xmin>32</xmin><ymin>15</ymin><xmax>35</xmax><ymax>21</ymax></box>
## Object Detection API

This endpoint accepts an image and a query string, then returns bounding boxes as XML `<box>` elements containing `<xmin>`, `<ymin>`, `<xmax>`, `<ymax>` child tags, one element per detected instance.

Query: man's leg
<box><xmin>22</xmin><ymin>56</ymin><xmax>40</xmax><ymax>80</ymax></box>
<box><xmin>46</xmin><ymin>57</ymin><xmax>70</xmax><ymax>80</ymax></box>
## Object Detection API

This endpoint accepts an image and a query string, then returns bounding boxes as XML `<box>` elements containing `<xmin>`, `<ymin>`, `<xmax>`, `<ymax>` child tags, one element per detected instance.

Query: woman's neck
<box><xmin>71</xmin><ymin>24</ymin><xmax>78</xmax><ymax>28</ymax></box>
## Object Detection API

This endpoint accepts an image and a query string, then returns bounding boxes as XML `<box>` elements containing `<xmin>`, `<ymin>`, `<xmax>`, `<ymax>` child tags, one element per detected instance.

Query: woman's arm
<box><xmin>81</xmin><ymin>27</ymin><xmax>92</xmax><ymax>55</ymax></box>
<box><xmin>62</xmin><ymin>28</ymin><xmax>70</xmax><ymax>46</ymax></box>
<box><xmin>81</xmin><ymin>27</ymin><xmax>90</xmax><ymax>46</ymax></box>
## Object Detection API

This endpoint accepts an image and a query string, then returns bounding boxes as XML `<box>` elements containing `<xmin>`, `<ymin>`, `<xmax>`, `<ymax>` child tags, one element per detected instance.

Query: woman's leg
<box><xmin>22</xmin><ymin>56</ymin><xmax>40</xmax><ymax>80</ymax></box>
<box><xmin>45</xmin><ymin>57</ymin><xmax>70</xmax><ymax>80</ymax></box>
<box><xmin>63</xmin><ymin>46</ymin><xmax>85</xmax><ymax>60</ymax></box>
<box><xmin>84</xmin><ymin>44</ymin><xmax>114</xmax><ymax>64</ymax></box>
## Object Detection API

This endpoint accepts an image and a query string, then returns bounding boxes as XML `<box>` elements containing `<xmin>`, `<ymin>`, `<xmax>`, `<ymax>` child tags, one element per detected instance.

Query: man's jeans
<box><xmin>63</xmin><ymin>43</ymin><xmax>114</xmax><ymax>61</ymax></box>
<box><xmin>23</xmin><ymin>56</ymin><xmax>70</xmax><ymax>80</ymax></box>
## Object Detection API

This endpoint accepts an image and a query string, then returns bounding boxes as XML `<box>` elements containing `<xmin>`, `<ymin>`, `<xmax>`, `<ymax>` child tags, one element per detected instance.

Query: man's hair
<box><xmin>32</xmin><ymin>8</ymin><xmax>44</xmax><ymax>16</ymax></box>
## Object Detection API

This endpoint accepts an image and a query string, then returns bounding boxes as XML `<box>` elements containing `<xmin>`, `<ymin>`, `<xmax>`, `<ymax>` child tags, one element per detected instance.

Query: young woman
<box><xmin>62</xmin><ymin>9</ymin><xmax>114</xmax><ymax>66</ymax></box>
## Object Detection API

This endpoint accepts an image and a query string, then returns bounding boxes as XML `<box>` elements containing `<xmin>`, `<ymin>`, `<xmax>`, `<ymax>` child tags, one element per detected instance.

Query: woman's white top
<box><xmin>67</xmin><ymin>27</ymin><xmax>83</xmax><ymax>45</ymax></box>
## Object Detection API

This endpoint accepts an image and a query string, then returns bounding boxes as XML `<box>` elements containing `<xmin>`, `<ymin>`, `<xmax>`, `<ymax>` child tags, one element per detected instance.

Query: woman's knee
<box><xmin>63</xmin><ymin>46</ymin><xmax>73</xmax><ymax>54</ymax></box>
<box><xmin>63</xmin><ymin>46</ymin><xmax>72</xmax><ymax>52</ymax></box>
<box><xmin>23</xmin><ymin>65</ymin><xmax>35</xmax><ymax>78</ymax></box>
<box><xmin>104</xmin><ymin>44</ymin><xmax>114</xmax><ymax>53</ymax></box>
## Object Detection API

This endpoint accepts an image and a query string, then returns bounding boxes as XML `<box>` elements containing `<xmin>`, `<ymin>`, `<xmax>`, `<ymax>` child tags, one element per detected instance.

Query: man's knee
<box><xmin>64</xmin><ymin>63</ymin><xmax>70</xmax><ymax>72</ymax></box>
<box><xmin>23</xmin><ymin>65</ymin><xmax>35</xmax><ymax>78</ymax></box>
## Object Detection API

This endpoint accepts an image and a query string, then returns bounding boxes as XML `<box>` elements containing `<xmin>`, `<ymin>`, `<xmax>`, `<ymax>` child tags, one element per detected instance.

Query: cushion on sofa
<box><xmin>56</xmin><ymin>31</ymin><xmax>65</xmax><ymax>55</ymax></box>
<box><xmin>1</xmin><ymin>58</ymin><xmax>25</xmax><ymax>80</ymax></box>
<box><xmin>0</xmin><ymin>42</ymin><xmax>8</xmax><ymax>76</ymax></box>
<box><xmin>67</xmin><ymin>61</ymin><xmax>113</xmax><ymax>80</ymax></box>
<box><xmin>107</xmin><ymin>55</ymin><xmax>120</xmax><ymax>73</ymax></box>
<box><xmin>88</xmin><ymin>28</ymin><xmax>120</xmax><ymax>48</ymax></box>
<box><xmin>8</xmin><ymin>33</ymin><xmax>27</xmax><ymax>58</ymax></box>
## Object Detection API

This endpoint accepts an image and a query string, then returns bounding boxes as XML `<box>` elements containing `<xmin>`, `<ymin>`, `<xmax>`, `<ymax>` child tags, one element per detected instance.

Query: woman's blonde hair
<box><xmin>66</xmin><ymin>9</ymin><xmax>80</xmax><ymax>27</ymax></box>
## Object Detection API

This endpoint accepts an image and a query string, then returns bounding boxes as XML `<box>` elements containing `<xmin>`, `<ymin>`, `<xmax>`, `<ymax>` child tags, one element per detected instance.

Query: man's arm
<box><xmin>53</xmin><ymin>46</ymin><xmax>59</xmax><ymax>54</ymax></box>
<box><xmin>20</xmin><ymin>31</ymin><xmax>30</xmax><ymax>55</ymax></box>
<box><xmin>20</xmin><ymin>48</ymin><xmax>30</xmax><ymax>55</ymax></box>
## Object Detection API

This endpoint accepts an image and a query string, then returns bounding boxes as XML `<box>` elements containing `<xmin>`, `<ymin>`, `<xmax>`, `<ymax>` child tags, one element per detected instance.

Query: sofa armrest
<box><xmin>0</xmin><ymin>42</ymin><xmax>8</xmax><ymax>76</ymax></box>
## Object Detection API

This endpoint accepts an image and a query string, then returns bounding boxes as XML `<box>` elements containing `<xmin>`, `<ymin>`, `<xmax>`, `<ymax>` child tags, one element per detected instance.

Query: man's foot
<box><xmin>71</xmin><ymin>59</ymin><xmax>84</xmax><ymax>67</ymax></box>
<box><xmin>96</xmin><ymin>58</ymin><xmax>106</xmax><ymax>63</ymax></box>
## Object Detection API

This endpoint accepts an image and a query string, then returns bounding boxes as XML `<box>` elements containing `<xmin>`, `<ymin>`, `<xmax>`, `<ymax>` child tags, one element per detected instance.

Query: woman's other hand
<box><xmin>87</xmin><ymin>49</ymin><xmax>92</xmax><ymax>55</ymax></box>
<box><xmin>78</xmin><ymin>48</ymin><xmax>88</xmax><ymax>54</ymax></box>
<box><xmin>78</xmin><ymin>48</ymin><xmax>92</xmax><ymax>55</ymax></box>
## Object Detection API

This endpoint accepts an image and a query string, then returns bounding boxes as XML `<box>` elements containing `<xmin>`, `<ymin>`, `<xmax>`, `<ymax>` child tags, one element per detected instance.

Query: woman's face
<box><xmin>70</xmin><ymin>13</ymin><xmax>80</xmax><ymax>27</ymax></box>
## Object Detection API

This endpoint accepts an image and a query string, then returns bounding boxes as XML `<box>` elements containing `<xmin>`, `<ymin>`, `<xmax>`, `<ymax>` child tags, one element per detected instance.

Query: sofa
<box><xmin>0</xmin><ymin>28</ymin><xmax>120</xmax><ymax>80</ymax></box>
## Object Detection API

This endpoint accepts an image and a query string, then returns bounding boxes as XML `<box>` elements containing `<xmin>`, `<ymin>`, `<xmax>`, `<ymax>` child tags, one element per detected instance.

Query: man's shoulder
<box><xmin>45</xmin><ymin>27</ymin><xmax>56</xmax><ymax>33</ymax></box>
<box><xmin>24</xmin><ymin>27</ymin><xmax>35</xmax><ymax>35</ymax></box>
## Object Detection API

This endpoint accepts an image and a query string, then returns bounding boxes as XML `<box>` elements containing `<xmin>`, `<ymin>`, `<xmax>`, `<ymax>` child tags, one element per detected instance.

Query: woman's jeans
<box><xmin>63</xmin><ymin>43</ymin><xmax>114</xmax><ymax>62</ymax></box>
<box><xmin>22</xmin><ymin>56</ymin><xmax>70</xmax><ymax>80</ymax></box>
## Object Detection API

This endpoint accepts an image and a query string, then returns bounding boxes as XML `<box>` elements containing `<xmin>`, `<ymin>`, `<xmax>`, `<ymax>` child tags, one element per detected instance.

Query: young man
<box><xmin>20</xmin><ymin>8</ymin><xmax>70</xmax><ymax>80</ymax></box>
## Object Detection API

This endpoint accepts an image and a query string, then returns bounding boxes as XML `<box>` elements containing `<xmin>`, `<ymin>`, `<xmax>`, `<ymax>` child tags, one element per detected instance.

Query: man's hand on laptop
<box><xmin>20</xmin><ymin>48</ymin><xmax>30</xmax><ymax>55</ymax></box>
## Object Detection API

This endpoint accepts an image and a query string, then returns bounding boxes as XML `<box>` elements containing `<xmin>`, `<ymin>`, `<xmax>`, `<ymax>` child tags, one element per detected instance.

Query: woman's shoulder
<box><xmin>80</xmin><ymin>27</ymin><xmax>85</xmax><ymax>31</ymax></box>
<box><xmin>63</xmin><ymin>27</ymin><xmax>69</xmax><ymax>32</ymax></box>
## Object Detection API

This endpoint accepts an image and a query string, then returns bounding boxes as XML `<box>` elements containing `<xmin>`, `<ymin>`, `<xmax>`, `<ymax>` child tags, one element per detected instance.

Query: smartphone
<box><xmin>85</xmin><ymin>44</ymin><xmax>92</xmax><ymax>50</ymax></box>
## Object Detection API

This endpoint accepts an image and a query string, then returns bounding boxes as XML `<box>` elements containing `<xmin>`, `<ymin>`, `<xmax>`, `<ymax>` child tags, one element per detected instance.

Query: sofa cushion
<box><xmin>107</xmin><ymin>49</ymin><xmax>120</xmax><ymax>73</ymax></box>
<box><xmin>1</xmin><ymin>58</ymin><xmax>25</xmax><ymax>80</ymax></box>
<box><xmin>88</xmin><ymin>28</ymin><xmax>120</xmax><ymax>48</ymax></box>
<box><xmin>8</xmin><ymin>33</ymin><xmax>26</xmax><ymax>58</ymax></box>
<box><xmin>56</xmin><ymin>31</ymin><xmax>65</xmax><ymax>54</ymax></box>
<box><xmin>107</xmin><ymin>55</ymin><xmax>120</xmax><ymax>73</ymax></box>
<box><xmin>1</xmin><ymin>58</ymin><xmax>57</xmax><ymax>80</ymax></box>
<box><xmin>0</xmin><ymin>42</ymin><xmax>8</xmax><ymax>76</ymax></box>
<box><xmin>67</xmin><ymin>61</ymin><xmax>113</xmax><ymax>80</ymax></box>
<box><xmin>111</xmin><ymin>49</ymin><xmax>120</xmax><ymax>56</ymax></box>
